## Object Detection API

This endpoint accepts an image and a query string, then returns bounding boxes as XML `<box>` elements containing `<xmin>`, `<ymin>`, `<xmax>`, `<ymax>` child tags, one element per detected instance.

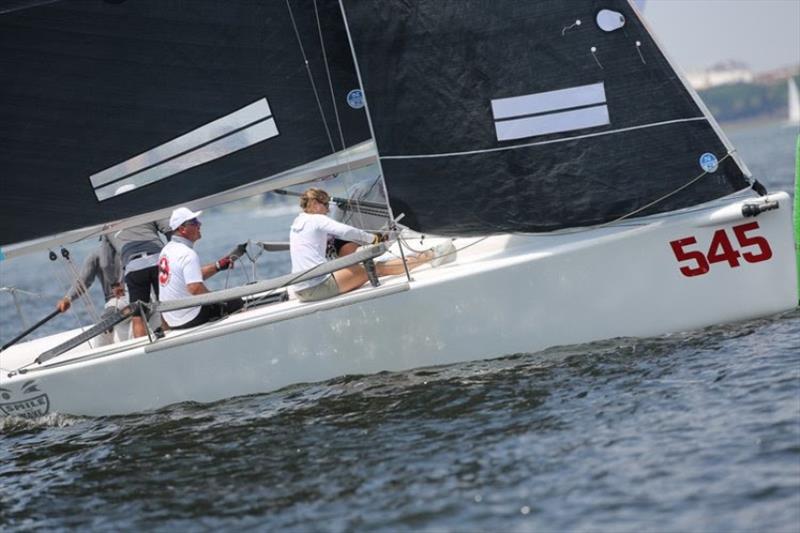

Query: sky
<box><xmin>642</xmin><ymin>0</ymin><xmax>800</xmax><ymax>73</ymax></box>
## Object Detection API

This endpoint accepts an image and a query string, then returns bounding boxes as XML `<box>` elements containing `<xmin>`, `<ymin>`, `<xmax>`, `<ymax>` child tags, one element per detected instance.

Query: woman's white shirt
<box><xmin>290</xmin><ymin>212</ymin><xmax>373</xmax><ymax>291</ymax></box>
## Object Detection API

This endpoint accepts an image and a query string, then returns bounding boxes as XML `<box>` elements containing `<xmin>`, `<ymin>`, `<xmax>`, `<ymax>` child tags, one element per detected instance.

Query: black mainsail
<box><xmin>1</xmin><ymin>0</ymin><xmax>754</xmax><ymax>251</ymax></box>
<box><xmin>0</xmin><ymin>0</ymin><xmax>369</xmax><ymax>248</ymax></box>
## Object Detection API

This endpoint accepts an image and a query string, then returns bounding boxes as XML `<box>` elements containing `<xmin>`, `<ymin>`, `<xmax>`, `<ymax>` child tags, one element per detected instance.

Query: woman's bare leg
<box><xmin>131</xmin><ymin>316</ymin><xmax>147</xmax><ymax>338</ymax></box>
<box><xmin>332</xmin><ymin>264</ymin><xmax>370</xmax><ymax>293</ymax></box>
<box><xmin>332</xmin><ymin>250</ymin><xmax>435</xmax><ymax>295</ymax></box>
<box><xmin>375</xmin><ymin>250</ymin><xmax>433</xmax><ymax>276</ymax></box>
<box><xmin>337</xmin><ymin>242</ymin><xmax>359</xmax><ymax>257</ymax></box>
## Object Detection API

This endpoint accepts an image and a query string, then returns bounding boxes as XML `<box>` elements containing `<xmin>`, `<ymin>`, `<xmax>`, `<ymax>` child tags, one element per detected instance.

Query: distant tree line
<box><xmin>698</xmin><ymin>76</ymin><xmax>799</xmax><ymax>123</ymax></box>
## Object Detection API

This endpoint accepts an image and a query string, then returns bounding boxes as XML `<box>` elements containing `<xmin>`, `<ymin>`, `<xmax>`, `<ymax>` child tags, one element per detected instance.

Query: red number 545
<box><xmin>669</xmin><ymin>221</ymin><xmax>773</xmax><ymax>277</ymax></box>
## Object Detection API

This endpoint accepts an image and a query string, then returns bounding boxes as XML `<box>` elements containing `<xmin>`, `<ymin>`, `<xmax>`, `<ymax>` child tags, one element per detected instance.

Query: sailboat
<box><xmin>788</xmin><ymin>77</ymin><xmax>800</xmax><ymax>126</ymax></box>
<box><xmin>0</xmin><ymin>0</ymin><xmax>796</xmax><ymax>419</ymax></box>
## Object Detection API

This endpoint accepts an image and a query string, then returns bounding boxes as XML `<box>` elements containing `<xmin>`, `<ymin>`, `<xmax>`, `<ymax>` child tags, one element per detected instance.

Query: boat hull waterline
<box><xmin>0</xmin><ymin>193</ymin><xmax>796</xmax><ymax>418</ymax></box>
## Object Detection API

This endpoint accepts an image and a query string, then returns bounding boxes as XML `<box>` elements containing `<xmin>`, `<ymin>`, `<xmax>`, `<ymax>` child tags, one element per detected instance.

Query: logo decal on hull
<box><xmin>0</xmin><ymin>380</ymin><xmax>51</xmax><ymax>419</ymax></box>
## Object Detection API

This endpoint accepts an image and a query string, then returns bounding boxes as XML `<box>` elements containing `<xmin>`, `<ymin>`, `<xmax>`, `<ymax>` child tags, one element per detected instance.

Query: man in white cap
<box><xmin>157</xmin><ymin>207</ymin><xmax>242</xmax><ymax>330</ymax></box>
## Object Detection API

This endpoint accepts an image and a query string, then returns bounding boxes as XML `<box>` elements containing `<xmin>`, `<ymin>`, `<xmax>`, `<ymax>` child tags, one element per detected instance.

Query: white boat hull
<box><xmin>1</xmin><ymin>193</ymin><xmax>796</xmax><ymax>418</ymax></box>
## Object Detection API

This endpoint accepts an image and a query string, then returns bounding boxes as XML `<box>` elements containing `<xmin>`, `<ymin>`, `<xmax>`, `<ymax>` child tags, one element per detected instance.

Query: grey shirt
<box><xmin>116</xmin><ymin>218</ymin><xmax>172</xmax><ymax>267</ymax></box>
<box><xmin>65</xmin><ymin>235</ymin><xmax>122</xmax><ymax>303</ymax></box>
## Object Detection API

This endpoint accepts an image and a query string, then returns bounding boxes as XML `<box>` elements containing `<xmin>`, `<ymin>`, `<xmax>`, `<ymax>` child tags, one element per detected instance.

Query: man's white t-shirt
<box><xmin>158</xmin><ymin>236</ymin><xmax>203</xmax><ymax>327</ymax></box>
<box><xmin>289</xmin><ymin>212</ymin><xmax>374</xmax><ymax>291</ymax></box>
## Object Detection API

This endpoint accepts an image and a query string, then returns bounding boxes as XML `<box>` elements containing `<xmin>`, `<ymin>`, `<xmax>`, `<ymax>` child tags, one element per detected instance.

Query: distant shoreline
<box><xmin>718</xmin><ymin>114</ymin><xmax>793</xmax><ymax>131</ymax></box>
<box><xmin>698</xmin><ymin>75</ymin><xmax>799</xmax><ymax>125</ymax></box>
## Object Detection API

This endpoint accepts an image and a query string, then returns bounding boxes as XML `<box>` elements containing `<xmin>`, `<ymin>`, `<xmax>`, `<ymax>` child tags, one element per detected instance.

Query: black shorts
<box><xmin>125</xmin><ymin>266</ymin><xmax>160</xmax><ymax>305</ymax></box>
<box><xmin>172</xmin><ymin>299</ymin><xmax>245</xmax><ymax>330</ymax></box>
<box><xmin>327</xmin><ymin>238</ymin><xmax>350</xmax><ymax>259</ymax></box>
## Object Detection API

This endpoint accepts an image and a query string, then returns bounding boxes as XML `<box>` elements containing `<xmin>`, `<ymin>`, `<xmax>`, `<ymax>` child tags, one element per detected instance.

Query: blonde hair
<box><xmin>300</xmin><ymin>188</ymin><xmax>330</xmax><ymax>212</ymax></box>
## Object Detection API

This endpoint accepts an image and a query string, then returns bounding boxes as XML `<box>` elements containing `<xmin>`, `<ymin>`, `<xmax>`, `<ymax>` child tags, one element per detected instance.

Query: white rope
<box><xmin>514</xmin><ymin>151</ymin><xmax>744</xmax><ymax>237</ymax></box>
<box><xmin>605</xmin><ymin>152</ymin><xmax>736</xmax><ymax>224</ymax></box>
<box><xmin>62</xmin><ymin>248</ymin><xmax>103</xmax><ymax>325</ymax></box>
<box><xmin>380</xmin><ymin>117</ymin><xmax>708</xmax><ymax>160</ymax></box>
<box><xmin>48</xmin><ymin>251</ymin><xmax>91</xmax><ymax>336</ymax></box>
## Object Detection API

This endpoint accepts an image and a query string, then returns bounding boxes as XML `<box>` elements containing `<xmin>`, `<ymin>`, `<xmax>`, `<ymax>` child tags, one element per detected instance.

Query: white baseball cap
<box><xmin>169</xmin><ymin>207</ymin><xmax>203</xmax><ymax>230</ymax></box>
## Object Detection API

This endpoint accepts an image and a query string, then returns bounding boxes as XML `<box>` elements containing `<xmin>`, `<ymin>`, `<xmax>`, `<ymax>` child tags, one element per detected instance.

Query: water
<box><xmin>1</xmin><ymin>120</ymin><xmax>799</xmax><ymax>531</ymax></box>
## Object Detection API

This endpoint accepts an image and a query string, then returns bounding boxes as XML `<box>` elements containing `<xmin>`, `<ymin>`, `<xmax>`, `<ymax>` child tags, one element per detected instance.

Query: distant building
<box><xmin>754</xmin><ymin>65</ymin><xmax>800</xmax><ymax>84</ymax></box>
<box><xmin>687</xmin><ymin>61</ymin><xmax>753</xmax><ymax>90</ymax></box>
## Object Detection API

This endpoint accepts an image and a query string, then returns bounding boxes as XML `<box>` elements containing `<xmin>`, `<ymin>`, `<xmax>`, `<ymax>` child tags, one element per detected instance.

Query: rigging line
<box><xmin>337</xmin><ymin>0</ymin><xmax>400</xmax><ymax>241</ymax></box>
<box><xmin>285</xmin><ymin>0</ymin><xmax>336</xmax><ymax>153</ymax></box>
<box><xmin>311</xmin><ymin>0</ymin><xmax>365</xmax><ymax>229</ymax></box>
<box><xmin>245</xmin><ymin>240</ymin><xmax>393</xmax><ymax>309</ymax></box>
<box><xmin>380</xmin><ymin>117</ymin><xmax>708</xmax><ymax>160</ymax></box>
<box><xmin>605</xmin><ymin>152</ymin><xmax>735</xmax><ymax>225</ymax></box>
<box><xmin>312</xmin><ymin>0</ymin><xmax>347</xmax><ymax>153</ymax></box>
<box><xmin>141</xmin><ymin>251</ymin><xmax>336</xmax><ymax>317</ymax></box>
<box><xmin>0</xmin><ymin>0</ymin><xmax>61</xmax><ymax>15</ymax></box>
<box><xmin>397</xmin><ymin>234</ymin><xmax>488</xmax><ymax>259</ymax></box>
<box><xmin>515</xmin><ymin>152</ymin><xmax>738</xmax><ymax>237</ymax></box>
<box><xmin>59</xmin><ymin>249</ymin><xmax>101</xmax><ymax>324</ymax></box>
<box><xmin>49</xmin><ymin>252</ymin><xmax>86</xmax><ymax>335</ymax></box>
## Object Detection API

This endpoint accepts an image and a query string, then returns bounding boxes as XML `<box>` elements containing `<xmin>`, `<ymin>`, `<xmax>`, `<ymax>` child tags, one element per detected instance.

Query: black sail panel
<box><xmin>0</xmin><ymin>0</ymin><xmax>369</xmax><ymax>246</ymax></box>
<box><xmin>341</xmin><ymin>0</ymin><xmax>751</xmax><ymax>235</ymax></box>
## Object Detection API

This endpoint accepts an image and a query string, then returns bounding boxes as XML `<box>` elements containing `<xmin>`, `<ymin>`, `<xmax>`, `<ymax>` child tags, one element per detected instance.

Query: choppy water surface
<box><xmin>1</xmin><ymin>121</ymin><xmax>799</xmax><ymax>530</ymax></box>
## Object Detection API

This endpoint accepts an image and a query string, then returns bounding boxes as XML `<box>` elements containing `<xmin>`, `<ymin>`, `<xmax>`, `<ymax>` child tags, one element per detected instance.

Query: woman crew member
<box><xmin>289</xmin><ymin>188</ymin><xmax>454</xmax><ymax>302</ymax></box>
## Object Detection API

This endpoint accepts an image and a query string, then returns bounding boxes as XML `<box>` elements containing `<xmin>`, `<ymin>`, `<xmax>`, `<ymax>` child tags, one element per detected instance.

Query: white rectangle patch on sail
<box><xmin>491</xmin><ymin>82</ymin><xmax>609</xmax><ymax>141</ymax></box>
<box><xmin>491</xmin><ymin>83</ymin><xmax>606</xmax><ymax>120</ymax></box>
<box><xmin>92</xmin><ymin>98</ymin><xmax>279</xmax><ymax>201</ymax></box>
<box><xmin>494</xmin><ymin>105</ymin><xmax>610</xmax><ymax>141</ymax></box>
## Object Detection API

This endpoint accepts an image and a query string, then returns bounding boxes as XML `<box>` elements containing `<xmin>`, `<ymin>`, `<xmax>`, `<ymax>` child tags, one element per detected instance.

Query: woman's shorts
<box><xmin>295</xmin><ymin>275</ymin><xmax>339</xmax><ymax>302</ymax></box>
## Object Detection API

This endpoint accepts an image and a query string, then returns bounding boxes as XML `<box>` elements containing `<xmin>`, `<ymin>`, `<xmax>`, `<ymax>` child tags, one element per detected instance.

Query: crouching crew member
<box><xmin>114</xmin><ymin>184</ymin><xmax>172</xmax><ymax>338</ymax></box>
<box><xmin>158</xmin><ymin>207</ymin><xmax>243</xmax><ymax>330</ymax></box>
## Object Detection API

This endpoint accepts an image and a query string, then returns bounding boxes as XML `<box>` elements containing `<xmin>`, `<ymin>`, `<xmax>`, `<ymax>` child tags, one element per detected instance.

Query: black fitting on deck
<box><xmin>742</xmin><ymin>200</ymin><xmax>779</xmax><ymax>218</ymax></box>
<box><xmin>751</xmin><ymin>180</ymin><xmax>768</xmax><ymax>197</ymax></box>
<box><xmin>363</xmin><ymin>259</ymin><xmax>380</xmax><ymax>287</ymax></box>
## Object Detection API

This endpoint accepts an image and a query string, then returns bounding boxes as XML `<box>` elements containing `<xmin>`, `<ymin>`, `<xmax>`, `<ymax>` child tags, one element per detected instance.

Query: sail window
<box><xmin>91</xmin><ymin>98</ymin><xmax>279</xmax><ymax>201</ymax></box>
<box><xmin>596</xmin><ymin>9</ymin><xmax>625</xmax><ymax>32</ymax></box>
<box><xmin>491</xmin><ymin>83</ymin><xmax>610</xmax><ymax>141</ymax></box>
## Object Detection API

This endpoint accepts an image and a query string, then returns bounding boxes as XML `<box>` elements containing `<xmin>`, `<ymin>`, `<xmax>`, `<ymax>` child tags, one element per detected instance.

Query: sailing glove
<box><xmin>56</xmin><ymin>297</ymin><xmax>71</xmax><ymax>313</ymax></box>
<box><xmin>215</xmin><ymin>256</ymin><xmax>234</xmax><ymax>271</ymax></box>
<box><xmin>371</xmin><ymin>233</ymin><xmax>388</xmax><ymax>245</ymax></box>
